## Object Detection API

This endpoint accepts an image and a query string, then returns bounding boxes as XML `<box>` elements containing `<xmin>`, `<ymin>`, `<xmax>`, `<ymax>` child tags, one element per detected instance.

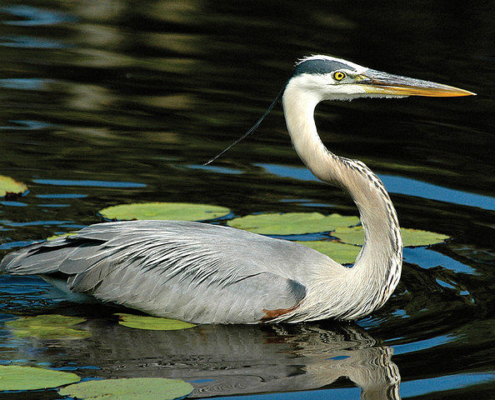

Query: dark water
<box><xmin>0</xmin><ymin>1</ymin><xmax>494</xmax><ymax>399</ymax></box>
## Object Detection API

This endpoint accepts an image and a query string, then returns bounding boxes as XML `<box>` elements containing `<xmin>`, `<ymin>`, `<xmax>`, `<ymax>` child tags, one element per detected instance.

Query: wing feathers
<box><xmin>1</xmin><ymin>221</ymin><xmax>310</xmax><ymax>323</ymax></box>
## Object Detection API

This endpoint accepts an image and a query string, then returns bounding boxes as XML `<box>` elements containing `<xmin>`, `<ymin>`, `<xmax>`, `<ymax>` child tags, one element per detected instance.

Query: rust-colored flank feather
<box><xmin>261</xmin><ymin>305</ymin><xmax>299</xmax><ymax>322</ymax></box>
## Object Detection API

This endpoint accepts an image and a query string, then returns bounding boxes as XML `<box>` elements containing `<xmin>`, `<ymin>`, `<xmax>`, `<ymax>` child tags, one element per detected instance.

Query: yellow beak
<box><xmin>359</xmin><ymin>69</ymin><xmax>476</xmax><ymax>97</ymax></box>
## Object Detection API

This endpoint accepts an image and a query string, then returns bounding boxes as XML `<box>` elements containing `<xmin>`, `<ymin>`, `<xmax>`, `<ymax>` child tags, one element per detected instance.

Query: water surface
<box><xmin>0</xmin><ymin>1</ymin><xmax>494</xmax><ymax>399</ymax></box>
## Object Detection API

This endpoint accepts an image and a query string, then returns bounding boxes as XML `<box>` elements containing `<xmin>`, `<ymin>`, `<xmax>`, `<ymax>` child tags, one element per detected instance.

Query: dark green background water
<box><xmin>0</xmin><ymin>1</ymin><xmax>494</xmax><ymax>399</ymax></box>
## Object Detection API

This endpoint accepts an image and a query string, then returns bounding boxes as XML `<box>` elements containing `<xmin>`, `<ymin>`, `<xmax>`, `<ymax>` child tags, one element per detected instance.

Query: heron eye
<box><xmin>333</xmin><ymin>71</ymin><xmax>346</xmax><ymax>81</ymax></box>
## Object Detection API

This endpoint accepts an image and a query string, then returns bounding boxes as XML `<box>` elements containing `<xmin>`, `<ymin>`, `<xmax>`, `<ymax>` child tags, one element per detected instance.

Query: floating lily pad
<box><xmin>333</xmin><ymin>226</ymin><xmax>449</xmax><ymax>247</ymax></box>
<box><xmin>47</xmin><ymin>232</ymin><xmax>77</xmax><ymax>241</ymax></box>
<box><xmin>298</xmin><ymin>241</ymin><xmax>361</xmax><ymax>265</ymax></box>
<box><xmin>0</xmin><ymin>365</ymin><xmax>80</xmax><ymax>391</ymax></box>
<box><xmin>401</xmin><ymin>228</ymin><xmax>450</xmax><ymax>247</ymax></box>
<box><xmin>0</xmin><ymin>175</ymin><xmax>27</xmax><ymax>197</ymax></box>
<box><xmin>332</xmin><ymin>226</ymin><xmax>365</xmax><ymax>245</ymax></box>
<box><xmin>59</xmin><ymin>377</ymin><xmax>194</xmax><ymax>400</ymax></box>
<box><xmin>5</xmin><ymin>315</ymin><xmax>90</xmax><ymax>340</ymax></box>
<box><xmin>100</xmin><ymin>202</ymin><xmax>230</xmax><ymax>221</ymax></box>
<box><xmin>228</xmin><ymin>212</ymin><xmax>360</xmax><ymax>235</ymax></box>
<box><xmin>116</xmin><ymin>313</ymin><xmax>195</xmax><ymax>331</ymax></box>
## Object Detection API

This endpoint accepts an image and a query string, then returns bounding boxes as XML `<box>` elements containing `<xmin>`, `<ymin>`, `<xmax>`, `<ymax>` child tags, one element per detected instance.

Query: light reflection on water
<box><xmin>404</xmin><ymin>247</ymin><xmax>476</xmax><ymax>275</ymax></box>
<box><xmin>0</xmin><ymin>120</ymin><xmax>55</xmax><ymax>130</ymax></box>
<box><xmin>401</xmin><ymin>373</ymin><xmax>495</xmax><ymax>398</ymax></box>
<box><xmin>1</xmin><ymin>5</ymin><xmax>76</xmax><ymax>26</ymax></box>
<box><xmin>0</xmin><ymin>78</ymin><xmax>53</xmax><ymax>90</ymax></box>
<box><xmin>32</xmin><ymin>179</ymin><xmax>147</xmax><ymax>188</ymax></box>
<box><xmin>392</xmin><ymin>335</ymin><xmax>453</xmax><ymax>356</ymax></box>
<box><xmin>257</xmin><ymin>163</ymin><xmax>495</xmax><ymax>211</ymax></box>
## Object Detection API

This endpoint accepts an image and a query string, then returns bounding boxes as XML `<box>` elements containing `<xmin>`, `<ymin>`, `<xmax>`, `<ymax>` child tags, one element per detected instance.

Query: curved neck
<box><xmin>282</xmin><ymin>81</ymin><xmax>403</xmax><ymax>318</ymax></box>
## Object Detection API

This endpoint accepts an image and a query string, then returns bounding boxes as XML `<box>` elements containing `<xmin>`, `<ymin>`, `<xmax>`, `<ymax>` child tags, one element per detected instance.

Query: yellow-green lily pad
<box><xmin>0</xmin><ymin>175</ymin><xmax>27</xmax><ymax>197</ymax></box>
<box><xmin>47</xmin><ymin>232</ymin><xmax>77</xmax><ymax>241</ymax></box>
<box><xmin>332</xmin><ymin>226</ymin><xmax>365</xmax><ymax>245</ymax></box>
<box><xmin>228</xmin><ymin>212</ymin><xmax>360</xmax><ymax>235</ymax></box>
<box><xmin>333</xmin><ymin>226</ymin><xmax>449</xmax><ymax>247</ymax></box>
<box><xmin>401</xmin><ymin>228</ymin><xmax>450</xmax><ymax>247</ymax></box>
<box><xmin>298</xmin><ymin>241</ymin><xmax>361</xmax><ymax>265</ymax></box>
<box><xmin>116</xmin><ymin>313</ymin><xmax>195</xmax><ymax>331</ymax></box>
<box><xmin>59</xmin><ymin>378</ymin><xmax>194</xmax><ymax>400</ymax></box>
<box><xmin>5</xmin><ymin>315</ymin><xmax>90</xmax><ymax>340</ymax></box>
<box><xmin>100</xmin><ymin>202</ymin><xmax>230</xmax><ymax>221</ymax></box>
<box><xmin>0</xmin><ymin>365</ymin><xmax>80</xmax><ymax>391</ymax></box>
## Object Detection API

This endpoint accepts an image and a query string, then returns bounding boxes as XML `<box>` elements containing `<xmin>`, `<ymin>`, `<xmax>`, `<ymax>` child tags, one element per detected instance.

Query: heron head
<box><xmin>289</xmin><ymin>55</ymin><xmax>475</xmax><ymax>101</ymax></box>
<box><xmin>205</xmin><ymin>55</ymin><xmax>475</xmax><ymax>165</ymax></box>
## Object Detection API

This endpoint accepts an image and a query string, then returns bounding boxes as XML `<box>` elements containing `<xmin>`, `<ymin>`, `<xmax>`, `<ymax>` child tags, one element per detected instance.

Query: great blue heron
<box><xmin>0</xmin><ymin>56</ymin><xmax>474</xmax><ymax>324</ymax></box>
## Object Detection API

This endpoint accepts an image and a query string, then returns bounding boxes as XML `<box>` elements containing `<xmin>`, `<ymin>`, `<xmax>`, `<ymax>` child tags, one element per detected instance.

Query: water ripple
<box><xmin>1</xmin><ymin>5</ymin><xmax>77</xmax><ymax>26</ymax></box>
<box><xmin>0</xmin><ymin>34</ymin><xmax>70</xmax><ymax>49</ymax></box>
<box><xmin>33</xmin><ymin>179</ymin><xmax>146</xmax><ymax>188</ymax></box>
<box><xmin>0</xmin><ymin>78</ymin><xmax>54</xmax><ymax>90</ymax></box>
<box><xmin>258</xmin><ymin>164</ymin><xmax>495</xmax><ymax>211</ymax></box>
<box><xmin>401</xmin><ymin>373</ymin><xmax>495</xmax><ymax>397</ymax></box>
<box><xmin>0</xmin><ymin>120</ymin><xmax>55</xmax><ymax>130</ymax></box>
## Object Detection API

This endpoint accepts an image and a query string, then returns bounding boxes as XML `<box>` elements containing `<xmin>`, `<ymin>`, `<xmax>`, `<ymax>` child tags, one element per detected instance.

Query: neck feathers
<box><xmin>282</xmin><ymin>80</ymin><xmax>403</xmax><ymax>319</ymax></box>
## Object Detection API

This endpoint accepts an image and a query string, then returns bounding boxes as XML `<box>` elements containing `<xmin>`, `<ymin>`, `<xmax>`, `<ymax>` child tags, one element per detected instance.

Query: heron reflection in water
<box><xmin>0</xmin><ymin>55</ymin><xmax>474</xmax><ymax>324</ymax></box>
<box><xmin>33</xmin><ymin>315</ymin><xmax>401</xmax><ymax>399</ymax></box>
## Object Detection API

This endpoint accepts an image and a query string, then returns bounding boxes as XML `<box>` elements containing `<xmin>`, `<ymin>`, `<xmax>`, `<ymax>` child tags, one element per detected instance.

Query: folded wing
<box><xmin>1</xmin><ymin>221</ymin><xmax>310</xmax><ymax>323</ymax></box>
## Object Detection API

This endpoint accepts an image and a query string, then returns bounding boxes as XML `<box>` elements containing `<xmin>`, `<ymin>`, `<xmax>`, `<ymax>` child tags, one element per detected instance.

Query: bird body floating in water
<box><xmin>0</xmin><ymin>56</ymin><xmax>474</xmax><ymax>324</ymax></box>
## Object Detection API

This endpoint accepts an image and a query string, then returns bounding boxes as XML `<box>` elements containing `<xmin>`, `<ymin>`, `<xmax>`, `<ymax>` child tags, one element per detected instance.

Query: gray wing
<box><xmin>0</xmin><ymin>221</ymin><xmax>316</xmax><ymax>324</ymax></box>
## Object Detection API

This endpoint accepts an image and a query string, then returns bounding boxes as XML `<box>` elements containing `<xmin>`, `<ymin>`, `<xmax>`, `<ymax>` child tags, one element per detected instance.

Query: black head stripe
<box><xmin>292</xmin><ymin>59</ymin><xmax>355</xmax><ymax>77</ymax></box>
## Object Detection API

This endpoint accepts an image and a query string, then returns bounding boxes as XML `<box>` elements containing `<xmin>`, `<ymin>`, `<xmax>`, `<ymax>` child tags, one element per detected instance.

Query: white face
<box><xmin>290</xmin><ymin>69</ymin><xmax>396</xmax><ymax>101</ymax></box>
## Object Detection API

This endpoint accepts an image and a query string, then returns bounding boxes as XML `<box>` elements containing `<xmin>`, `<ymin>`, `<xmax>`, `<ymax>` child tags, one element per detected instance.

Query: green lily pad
<box><xmin>298</xmin><ymin>241</ymin><xmax>361</xmax><ymax>265</ymax></box>
<box><xmin>116</xmin><ymin>313</ymin><xmax>196</xmax><ymax>331</ymax></box>
<box><xmin>100</xmin><ymin>202</ymin><xmax>230</xmax><ymax>221</ymax></box>
<box><xmin>332</xmin><ymin>226</ymin><xmax>365</xmax><ymax>245</ymax></box>
<box><xmin>401</xmin><ymin>228</ymin><xmax>450</xmax><ymax>247</ymax></box>
<box><xmin>0</xmin><ymin>365</ymin><xmax>80</xmax><ymax>391</ymax></box>
<box><xmin>228</xmin><ymin>212</ymin><xmax>360</xmax><ymax>235</ymax></box>
<box><xmin>333</xmin><ymin>226</ymin><xmax>450</xmax><ymax>247</ymax></box>
<box><xmin>0</xmin><ymin>176</ymin><xmax>27</xmax><ymax>197</ymax></box>
<box><xmin>46</xmin><ymin>232</ymin><xmax>77</xmax><ymax>241</ymax></box>
<box><xmin>59</xmin><ymin>378</ymin><xmax>194</xmax><ymax>400</ymax></box>
<box><xmin>5</xmin><ymin>315</ymin><xmax>90</xmax><ymax>340</ymax></box>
